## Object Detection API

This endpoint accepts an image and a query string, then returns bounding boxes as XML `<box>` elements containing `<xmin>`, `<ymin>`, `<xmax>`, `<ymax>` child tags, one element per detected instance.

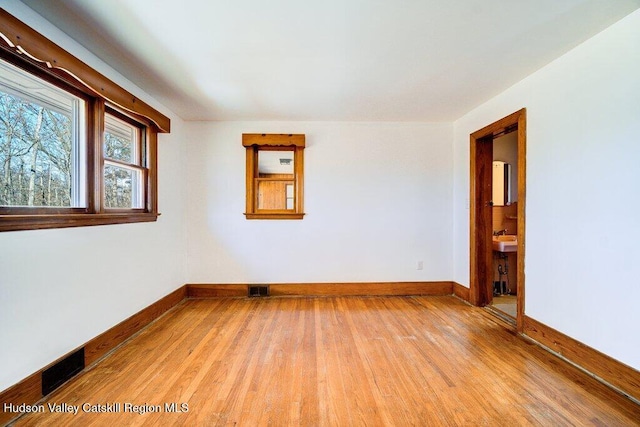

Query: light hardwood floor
<box><xmin>13</xmin><ymin>296</ymin><xmax>640</xmax><ymax>426</ymax></box>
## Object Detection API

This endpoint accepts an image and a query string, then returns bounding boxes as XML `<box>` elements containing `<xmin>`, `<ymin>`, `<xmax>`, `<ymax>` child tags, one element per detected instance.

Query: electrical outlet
<box><xmin>417</xmin><ymin>261</ymin><xmax>424</xmax><ymax>270</ymax></box>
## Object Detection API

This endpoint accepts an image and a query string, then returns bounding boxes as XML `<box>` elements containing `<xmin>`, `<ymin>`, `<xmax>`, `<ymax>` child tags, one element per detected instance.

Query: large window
<box><xmin>0</xmin><ymin>9</ymin><xmax>170</xmax><ymax>231</ymax></box>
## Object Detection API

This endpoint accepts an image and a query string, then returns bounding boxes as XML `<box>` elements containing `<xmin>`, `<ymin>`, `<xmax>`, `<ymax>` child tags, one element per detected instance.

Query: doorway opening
<box><xmin>469</xmin><ymin>109</ymin><xmax>526</xmax><ymax>332</ymax></box>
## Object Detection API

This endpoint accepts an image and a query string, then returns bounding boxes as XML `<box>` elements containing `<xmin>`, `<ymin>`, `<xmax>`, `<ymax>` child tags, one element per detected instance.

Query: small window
<box><xmin>243</xmin><ymin>134</ymin><xmax>305</xmax><ymax>220</ymax></box>
<box><xmin>103</xmin><ymin>113</ymin><xmax>145</xmax><ymax>209</ymax></box>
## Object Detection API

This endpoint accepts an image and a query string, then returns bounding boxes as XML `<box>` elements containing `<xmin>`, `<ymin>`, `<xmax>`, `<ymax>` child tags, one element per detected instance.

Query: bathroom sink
<box><xmin>492</xmin><ymin>235</ymin><xmax>517</xmax><ymax>253</ymax></box>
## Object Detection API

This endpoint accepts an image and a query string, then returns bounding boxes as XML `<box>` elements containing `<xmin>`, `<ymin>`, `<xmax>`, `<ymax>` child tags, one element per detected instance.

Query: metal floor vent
<box><xmin>42</xmin><ymin>347</ymin><xmax>85</xmax><ymax>396</ymax></box>
<box><xmin>248</xmin><ymin>286</ymin><xmax>269</xmax><ymax>297</ymax></box>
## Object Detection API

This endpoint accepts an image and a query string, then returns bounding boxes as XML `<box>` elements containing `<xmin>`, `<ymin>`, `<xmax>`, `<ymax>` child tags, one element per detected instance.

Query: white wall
<box><xmin>4</xmin><ymin>0</ymin><xmax>638</xmax><ymax>395</ymax></box>
<box><xmin>0</xmin><ymin>1</ymin><xmax>188</xmax><ymax>391</ymax></box>
<box><xmin>453</xmin><ymin>10</ymin><xmax>640</xmax><ymax>370</ymax></box>
<box><xmin>186</xmin><ymin>121</ymin><xmax>453</xmax><ymax>284</ymax></box>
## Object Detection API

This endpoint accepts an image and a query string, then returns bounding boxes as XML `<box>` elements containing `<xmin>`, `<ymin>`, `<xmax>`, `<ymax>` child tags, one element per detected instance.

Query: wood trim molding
<box><xmin>452</xmin><ymin>282</ymin><xmax>470</xmax><ymax>302</ymax></box>
<box><xmin>242</xmin><ymin>133</ymin><xmax>305</xmax><ymax>147</ymax></box>
<box><xmin>469</xmin><ymin>108</ymin><xmax>526</xmax><ymax>333</ymax></box>
<box><xmin>187</xmin><ymin>282</ymin><xmax>455</xmax><ymax>298</ymax></box>
<box><xmin>471</xmin><ymin>110</ymin><xmax>524</xmax><ymax>140</ymax></box>
<box><xmin>0</xmin><ymin>286</ymin><xmax>186</xmax><ymax>426</ymax></box>
<box><xmin>272</xmin><ymin>282</ymin><xmax>453</xmax><ymax>296</ymax></box>
<box><xmin>515</xmin><ymin>112</ymin><xmax>527</xmax><ymax>332</ymax></box>
<box><xmin>0</xmin><ymin>212</ymin><xmax>160</xmax><ymax>232</ymax></box>
<box><xmin>85</xmin><ymin>287</ymin><xmax>186</xmax><ymax>365</ymax></box>
<box><xmin>187</xmin><ymin>284</ymin><xmax>248</xmax><ymax>298</ymax></box>
<box><xmin>523</xmin><ymin>315</ymin><xmax>640</xmax><ymax>403</ymax></box>
<box><xmin>0</xmin><ymin>8</ymin><xmax>170</xmax><ymax>133</ymax></box>
<box><xmin>470</xmin><ymin>129</ymin><xmax>499</xmax><ymax>308</ymax></box>
<box><xmin>0</xmin><ymin>372</ymin><xmax>41</xmax><ymax>426</ymax></box>
<box><xmin>243</xmin><ymin>213</ymin><xmax>305</xmax><ymax>220</ymax></box>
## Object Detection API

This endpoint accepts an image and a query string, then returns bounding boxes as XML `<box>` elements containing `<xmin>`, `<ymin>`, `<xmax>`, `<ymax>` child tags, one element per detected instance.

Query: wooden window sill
<box><xmin>244</xmin><ymin>213</ymin><xmax>305</xmax><ymax>220</ymax></box>
<box><xmin>0</xmin><ymin>213</ymin><xmax>160</xmax><ymax>232</ymax></box>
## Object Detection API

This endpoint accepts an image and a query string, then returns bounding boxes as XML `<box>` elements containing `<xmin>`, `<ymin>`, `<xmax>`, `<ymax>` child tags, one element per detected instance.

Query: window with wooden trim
<box><xmin>103</xmin><ymin>112</ymin><xmax>146</xmax><ymax>210</ymax></box>
<box><xmin>243</xmin><ymin>133</ymin><xmax>305</xmax><ymax>220</ymax></box>
<box><xmin>0</xmin><ymin>9</ymin><xmax>170</xmax><ymax>232</ymax></box>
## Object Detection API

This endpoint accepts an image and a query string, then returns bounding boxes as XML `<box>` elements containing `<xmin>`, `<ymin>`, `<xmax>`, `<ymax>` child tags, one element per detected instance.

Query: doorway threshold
<box><xmin>485</xmin><ymin>305</ymin><xmax>516</xmax><ymax>327</ymax></box>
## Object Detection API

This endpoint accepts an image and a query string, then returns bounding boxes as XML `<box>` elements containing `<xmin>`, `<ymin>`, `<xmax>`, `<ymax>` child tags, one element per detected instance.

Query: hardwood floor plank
<box><xmin>12</xmin><ymin>296</ymin><xmax>640</xmax><ymax>426</ymax></box>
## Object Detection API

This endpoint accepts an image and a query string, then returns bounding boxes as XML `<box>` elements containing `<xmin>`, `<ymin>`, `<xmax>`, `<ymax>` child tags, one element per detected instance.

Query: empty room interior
<box><xmin>1</xmin><ymin>0</ymin><xmax>640</xmax><ymax>425</ymax></box>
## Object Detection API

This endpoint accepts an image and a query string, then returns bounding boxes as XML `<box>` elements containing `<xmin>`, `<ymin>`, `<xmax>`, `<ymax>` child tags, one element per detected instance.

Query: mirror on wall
<box><xmin>492</xmin><ymin>161</ymin><xmax>511</xmax><ymax>206</ymax></box>
<box><xmin>242</xmin><ymin>133</ymin><xmax>305</xmax><ymax>220</ymax></box>
<box><xmin>256</xmin><ymin>150</ymin><xmax>295</xmax><ymax>210</ymax></box>
<box><xmin>492</xmin><ymin>131</ymin><xmax>518</xmax><ymax>206</ymax></box>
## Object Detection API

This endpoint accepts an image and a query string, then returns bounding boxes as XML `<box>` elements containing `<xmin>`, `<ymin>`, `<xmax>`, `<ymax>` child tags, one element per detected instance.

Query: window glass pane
<box><xmin>104</xmin><ymin>114</ymin><xmax>137</xmax><ymax>164</ymax></box>
<box><xmin>104</xmin><ymin>163</ymin><xmax>143</xmax><ymax>209</ymax></box>
<box><xmin>0</xmin><ymin>60</ymin><xmax>85</xmax><ymax>207</ymax></box>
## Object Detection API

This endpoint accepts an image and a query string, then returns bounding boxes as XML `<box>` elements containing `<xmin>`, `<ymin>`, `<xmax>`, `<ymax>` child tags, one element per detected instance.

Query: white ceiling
<box><xmin>20</xmin><ymin>0</ymin><xmax>640</xmax><ymax>122</ymax></box>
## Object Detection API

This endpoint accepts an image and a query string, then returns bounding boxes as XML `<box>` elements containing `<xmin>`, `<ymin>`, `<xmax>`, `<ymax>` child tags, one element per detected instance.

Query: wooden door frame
<box><xmin>470</xmin><ymin>109</ymin><xmax>526</xmax><ymax>332</ymax></box>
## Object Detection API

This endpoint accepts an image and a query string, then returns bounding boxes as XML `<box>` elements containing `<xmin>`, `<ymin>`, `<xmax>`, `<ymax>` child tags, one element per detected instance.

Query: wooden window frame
<box><xmin>243</xmin><ymin>133</ymin><xmax>305</xmax><ymax>220</ymax></box>
<box><xmin>0</xmin><ymin>9</ymin><xmax>169</xmax><ymax>232</ymax></box>
<box><xmin>103</xmin><ymin>108</ymin><xmax>149</xmax><ymax>212</ymax></box>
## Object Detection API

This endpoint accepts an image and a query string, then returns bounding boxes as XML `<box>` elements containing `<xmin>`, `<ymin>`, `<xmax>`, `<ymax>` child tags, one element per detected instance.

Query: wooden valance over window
<box><xmin>242</xmin><ymin>133</ymin><xmax>305</xmax><ymax>148</ymax></box>
<box><xmin>0</xmin><ymin>8</ymin><xmax>170</xmax><ymax>133</ymax></box>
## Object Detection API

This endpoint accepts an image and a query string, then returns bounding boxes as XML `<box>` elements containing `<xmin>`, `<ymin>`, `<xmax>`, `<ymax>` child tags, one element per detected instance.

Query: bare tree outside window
<box><xmin>104</xmin><ymin>113</ymin><xmax>143</xmax><ymax>209</ymax></box>
<box><xmin>0</xmin><ymin>91</ymin><xmax>74</xmax><ymax>207</ymax></box>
